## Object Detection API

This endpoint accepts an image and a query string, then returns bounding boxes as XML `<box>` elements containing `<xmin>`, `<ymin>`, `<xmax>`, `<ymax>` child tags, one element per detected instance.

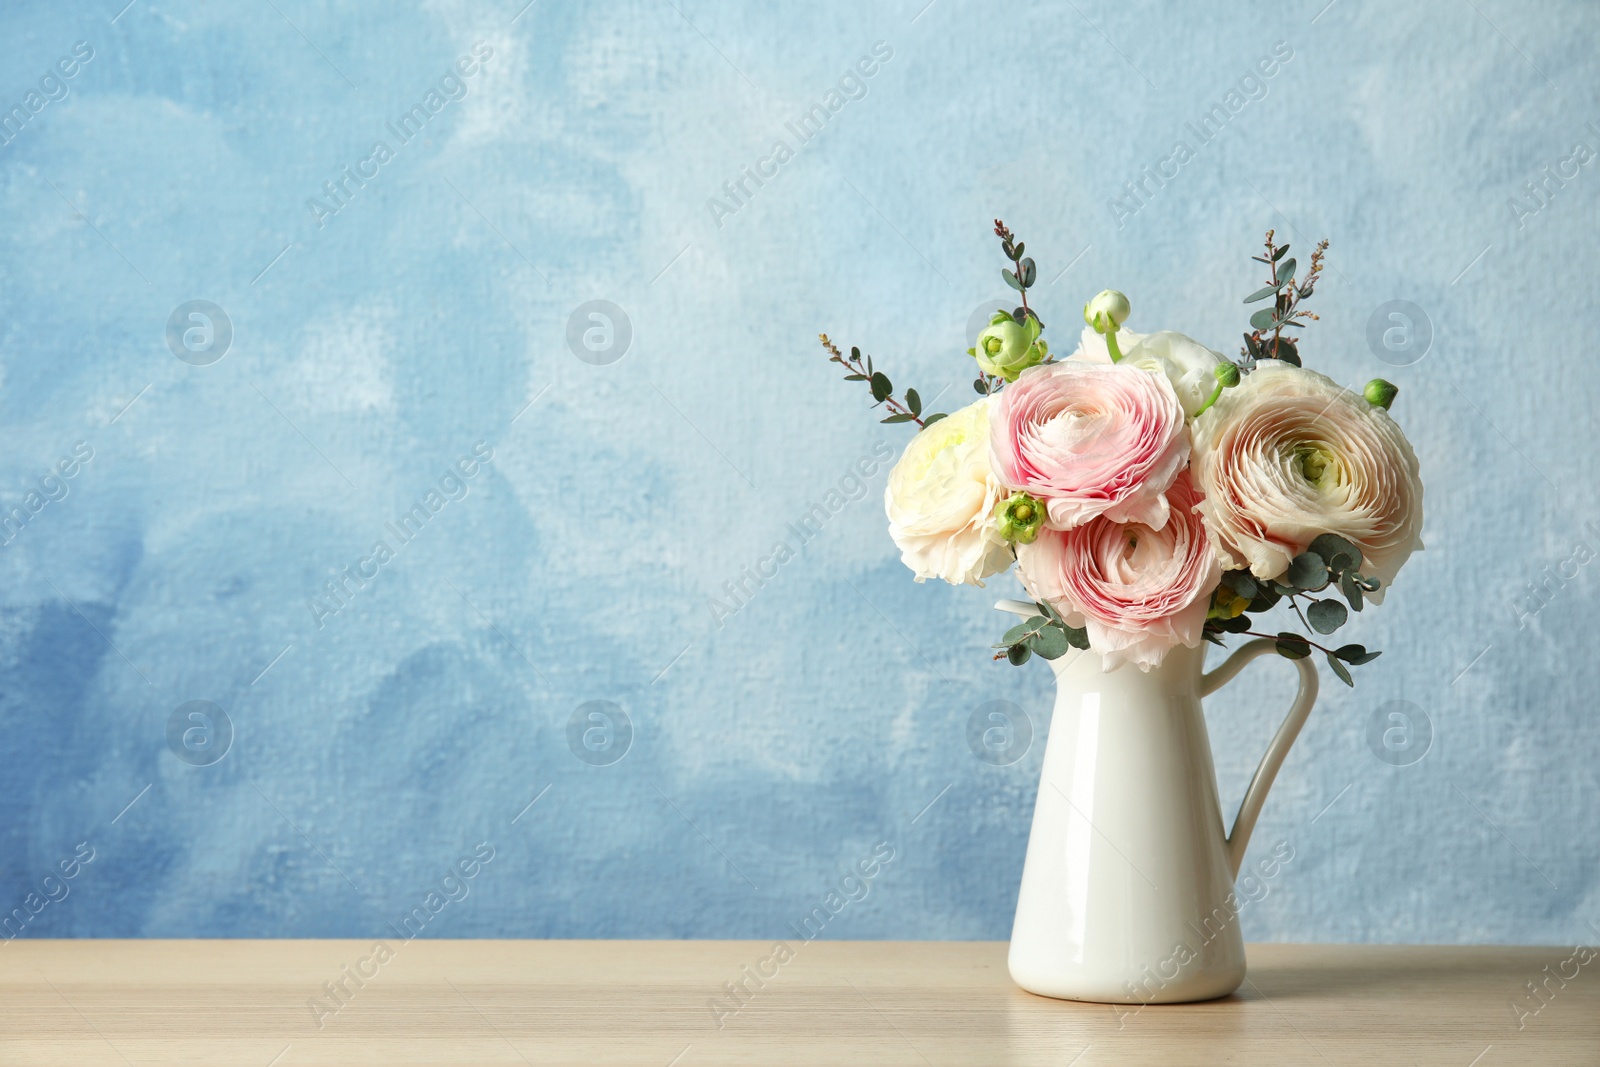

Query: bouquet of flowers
<box><xmin>820</xmin><ymin>223</ymin><xmax>1424</xmax><ymax>685</ymax></box>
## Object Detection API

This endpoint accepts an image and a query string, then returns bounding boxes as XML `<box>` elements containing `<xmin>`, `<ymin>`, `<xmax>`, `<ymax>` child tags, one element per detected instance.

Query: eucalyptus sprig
<box><xmin>993</xmin><ymin>219</ymin><xmax>1042</xmax><ymax>327</ymax></box>
<box><xmin>1240</xmin><ymin>230</ymin><xmax>1328</xmax><ymax>367</ymax></box>
<box><xmin>818</xmin><ymin>334</ymin><xmax>947</xmax><ymax>428</ymax></box>
<box><xmin>993</xmin><ymin>598</ymin><xmax>1089</xmax><ymax>665</ymax></box>
<box><xmin>1203</xmin><ymin>532</ymin><xmax>1383</xmax><ymax>686</ymax></box>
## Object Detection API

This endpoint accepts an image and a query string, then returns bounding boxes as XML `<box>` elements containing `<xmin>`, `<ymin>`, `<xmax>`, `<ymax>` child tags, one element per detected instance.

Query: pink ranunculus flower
<box><xmin>1016</xmin><ymin>470</ymin><xmax>1222</xmax><ymax>670</ymax></box>
<box><xmin>1189</xmin><ymin>362</ymin><xmax>1424</xmax><ymax>598</ymax></box>
<box><xmin>989</xmin><ymin>360</ymin><xmax>1189</xmax><ymax>532</ymax></box>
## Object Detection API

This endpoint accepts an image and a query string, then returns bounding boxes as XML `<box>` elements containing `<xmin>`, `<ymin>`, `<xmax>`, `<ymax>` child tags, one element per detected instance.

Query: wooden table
<box><xmin>1</xmin><ymin>940</ymin><xmax>1594</xmax><ymax>1065</ymax></box>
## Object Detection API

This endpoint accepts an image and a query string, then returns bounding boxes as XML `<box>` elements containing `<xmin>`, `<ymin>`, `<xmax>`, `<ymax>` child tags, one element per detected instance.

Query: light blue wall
<box><xmin>0</xmin><ymin>0</ymin><xmax>1595</xmax><ymax>944</ymax></box>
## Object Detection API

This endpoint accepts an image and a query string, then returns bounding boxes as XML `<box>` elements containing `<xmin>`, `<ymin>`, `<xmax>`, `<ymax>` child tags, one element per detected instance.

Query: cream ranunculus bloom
<box><xmin>1070</xmin><ymin>326</ymin><xmax>1228</xmax><ymax>418</ymax></box>
<box><xmin>885</xmin><ymin>398</ymin><xmax>1014</xmax><ymax>586</ymax></box>
<box><xmin>1189</xmin><ymin>362</ymin><xmax>1424</xmax><ymax>596</ymax></box>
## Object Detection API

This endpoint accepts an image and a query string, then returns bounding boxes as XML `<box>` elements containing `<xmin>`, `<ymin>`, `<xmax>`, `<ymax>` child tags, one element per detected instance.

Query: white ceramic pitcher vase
<box><xmin>996</xmin><ymin>598</ymin><xmax>1318</xmax><ymax>1004</ymax></box>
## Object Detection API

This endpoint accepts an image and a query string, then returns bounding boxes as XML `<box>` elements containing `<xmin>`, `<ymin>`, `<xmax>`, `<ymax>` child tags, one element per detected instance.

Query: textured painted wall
<box><xmin>0</xmin><ymin>0</ymin><xmax>1596</xmax><ymax>946</ymax></box>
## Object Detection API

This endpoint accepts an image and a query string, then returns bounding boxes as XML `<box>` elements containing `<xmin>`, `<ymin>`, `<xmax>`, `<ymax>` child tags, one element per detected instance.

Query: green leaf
<box><xmin>1271</xmin><ymin>337</ymin><xmax>1301</xmax><ymax>365</ymax></box>
<box><xmin>851</xmin><ymin>346</ymin><xmax>861</xmax><ymax>361</ymax></box>
<box><xmin>1028</xmin><ymin>625</ymin><xmax>1069</xmax><ymax>660</ymax></box>
<box><xmin>1339</xmin><ymin>571</ymin><xmax>1365</xmax><ymax>612</ymax></box>
<box><xmin>1325</xmin><ymin>651</ymin><xmax>1354</xmax><ymax>687</ymax></box>
<box><xmin>1272</xmin><ymin>244</ymin><xmax>1290</xmax><ymax>261</ymax></box>
<box><xmin>1308</xmin><ymin>534</ymin><xmax>1361</xmax><ymax>574</ymax></box>
<box><xmin>1013</xmin><ymin>241</ymin><xmax>1025</xmax><ymax>258</ymax></box>
<box><xmin>1021</xmin><ymin>257</ymin><xmax>1037</xmax><ymax>287</ymax></box>
<box><xmin>1064</xmin><ymin>625</ymin><xmax>1091</xmax><ymax>650</ymax></box>
<box><xmin>1276</xmin><ymin>257</ymin><xmax>1297</xmax><ymax>284</ymax></box>
<box><xmin>869</xmin><ymin>372</ymin><xmax>892</xmax><ymax>402</ymax></box>
<box><xmin>1307</xmin><ymin>599</ymin><xmax>1348</xmax><ymax>634</ymax></box>
<box><xmin>1001</xmin><ymin>623</ymin><xmax>1032</xmax><ymax>644</ymax></box>
<box><xmin>1274</xmin><ymin>632</ymin><xmax>1312</xmax><ymax>660</ymax></box>
<box><xmin>881</xmin><ymin>413</ymin><xmax>916</xmax><ymax>424</ymax></box>
<box><xmin>1003</xmin><ymin>268</ymin><xmax>1023</xmax><ymax>292</ymax></box>
<box><xmin>1334</xmin><ymin>643</ymin><xmax>1382</xmax><ymax>665</ymax></box>
<box><xmin>1006</xmin><ymin>643</ymin><xmax>1032</xmax><ymax>666</ymax></box>
<box><xmin>843</xmin><ymin>374</ymin><xmax>868</xmax><ymax>381</ymax></box>
<box><xmin>1287</xmin><ymin>552</ymin><xmax>1327</xmax><ymax>590</ymax></box>
<box><xmin>1216</xmin><ymin>614</ymin><xmax>1251</xmax><ymax>633</ymax></box>
<box><xmin>1248</xmin><ymin>587</ymin><xmax>1282</xmax><ymax>613</ymax></box>
<box><xmin>1243</xmin><ymin>284</ymin><xmax>1283</xmax><ymax>303</ymax></box>
<box><xmin>922</xmin><ymin>412</ymin><xmax>947</xmax><ymax>427</ymax></box>
<box><xmin>973</xmin><ymin>377</ymin><xmax>989</xmax><ymax>395</ymax></box>
<box><xmin>1221</xmin><ymin>570</ymin><xmax>1258</xmax><ymax>600</ymax></box>
<box><xmin>1249</xmin><ymin>308</ymin><xmax>1278</xmax><ymax>331</ymax></box>
<box><xmin>906</xmin><ymin>388</ymin><xmax>922</xmax><ymax>416</ymax></box>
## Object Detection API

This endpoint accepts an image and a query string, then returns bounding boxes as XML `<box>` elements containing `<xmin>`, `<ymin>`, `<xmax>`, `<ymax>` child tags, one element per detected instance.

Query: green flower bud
<box><xmin>1206</xmin><ymin>586</ymin><xmax>1251</xmax><ymax>620</ymax></box>
<box><xmin>1364</xmin><ymin>378</ymin><xmax>1399</xmax><ymax>410</ymax></box>
<box><xmin>1214</xmin><ymin>362</ymin><xmax>1241</xmax><ymax>388</ymax></box>
<box><xmin>994</xmin><ymin>492</ymin><xmax>1046</xmax><ymax>545</ymax></box>
<box><xmin>1083</xmin><ymin>289</ymin><xmax>1130</xmax><ymax>335</ymax></box>
<box><xmin>971</xmin><ymin>314</ymin><xmax>1047</xmax><ymax>382</ymax></box>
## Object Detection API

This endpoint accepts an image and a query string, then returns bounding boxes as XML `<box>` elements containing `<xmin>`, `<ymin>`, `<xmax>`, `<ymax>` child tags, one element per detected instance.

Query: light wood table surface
<box><xmin>1</xmin><ymin>940</ymin><xmax>1594</xmax><ymax>1065</ymax></box>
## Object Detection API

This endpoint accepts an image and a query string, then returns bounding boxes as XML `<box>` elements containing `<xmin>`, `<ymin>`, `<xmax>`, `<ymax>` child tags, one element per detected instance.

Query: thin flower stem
<box><xmin>1237</xmin><ymin>630</ymin><xmax>1340</xmax><ymax>657</ymax></box>
<box><xmin>1191</xmin><ymin>378</ymin><xmax>1225</xmax><ymax>417</ymax></box>
<box><xmin>819</xmin><ymin>334</ymin><xmax>927</xmax><ymax>428</ymax></box>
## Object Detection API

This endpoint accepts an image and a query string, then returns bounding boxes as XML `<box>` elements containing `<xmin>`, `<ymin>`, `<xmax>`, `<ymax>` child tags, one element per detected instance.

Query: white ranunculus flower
<box><xmin>1070</xmin><ymin>326</ymin><xmax>1227</xmax><ymax>418</ymax></box>
<box><xmin>885</xmin><ymin>398</ymin><xmax>1014</xmax><ymax>586</ymax></box>
<box><xmin>1189</xmin><ymin>362</ymin><xmax>1424</xmax><ymax>598</ymax></box>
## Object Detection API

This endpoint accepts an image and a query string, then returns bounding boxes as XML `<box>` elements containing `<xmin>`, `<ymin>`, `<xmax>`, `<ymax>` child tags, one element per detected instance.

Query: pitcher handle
<box><xmin>1201</xmin><ymin>638</ymin><xmax>1319</xmax><ymax>880</ymax></box>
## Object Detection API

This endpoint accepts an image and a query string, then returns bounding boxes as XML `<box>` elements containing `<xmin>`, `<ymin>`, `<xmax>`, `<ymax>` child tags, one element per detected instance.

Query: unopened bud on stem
<box><xmin>1364</xmin><ymin>378</ymin><xmax>1399</xmax><ymax>410</ymax></box>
